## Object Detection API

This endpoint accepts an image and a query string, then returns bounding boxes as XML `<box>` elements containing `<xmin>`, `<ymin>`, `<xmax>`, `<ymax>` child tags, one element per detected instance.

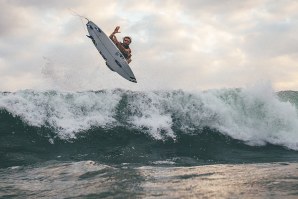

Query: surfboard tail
<box><xmin>130</xmin><ymin>78</ymin><xmax>137</xmax><ymax>83</ymax></box>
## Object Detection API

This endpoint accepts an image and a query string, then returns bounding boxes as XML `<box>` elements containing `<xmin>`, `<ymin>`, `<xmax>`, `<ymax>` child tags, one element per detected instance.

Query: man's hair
<box><xmin>124</xmin><ymin>36</ymin><xmax>132</xmax><ymax>43</ymax></box>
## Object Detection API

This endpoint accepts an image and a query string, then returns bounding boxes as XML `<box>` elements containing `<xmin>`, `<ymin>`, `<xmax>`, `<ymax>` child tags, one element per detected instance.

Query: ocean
<box><xmin>0</xmin><ymin>88</ymin><xmax>298</xmax><ymax>198</ymax></box>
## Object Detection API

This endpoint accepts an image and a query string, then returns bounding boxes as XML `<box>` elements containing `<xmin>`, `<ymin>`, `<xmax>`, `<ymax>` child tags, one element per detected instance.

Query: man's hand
<box><xmin>113</xmin><ymin>26</ymin><xmax>120</xmax><ymax>34</ymax></box>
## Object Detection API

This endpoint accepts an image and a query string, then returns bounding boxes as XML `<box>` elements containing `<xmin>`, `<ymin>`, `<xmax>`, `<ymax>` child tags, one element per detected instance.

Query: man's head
<box><xmin>123</xmin><ymin>36</ymin><xmax>132</xmax><ymax>45</ymax></box>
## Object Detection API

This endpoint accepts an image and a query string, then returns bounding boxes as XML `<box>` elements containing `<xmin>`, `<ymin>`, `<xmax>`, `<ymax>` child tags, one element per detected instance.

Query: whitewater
<box><xmin>0</xmin><ymin>86</ymin><xmax>297</xmax><ymax>150</ymax></box>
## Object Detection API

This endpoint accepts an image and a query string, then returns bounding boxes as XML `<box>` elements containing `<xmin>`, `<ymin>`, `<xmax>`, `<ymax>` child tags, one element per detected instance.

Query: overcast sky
<box><xmin>0</xmin><ymin>0</ymin><xmax>298</xmax><ymax>92</ymax></box>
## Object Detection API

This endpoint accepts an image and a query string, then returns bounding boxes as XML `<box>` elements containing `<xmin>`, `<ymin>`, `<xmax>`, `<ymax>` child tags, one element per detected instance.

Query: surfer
<box><xmin>109</xmin><ymin>26</ymin><xmax>132</xmax><ymax>63</ymax></box>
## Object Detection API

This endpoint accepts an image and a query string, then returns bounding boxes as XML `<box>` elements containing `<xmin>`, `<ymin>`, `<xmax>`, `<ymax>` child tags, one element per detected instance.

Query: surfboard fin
<box><xmin>86</xmin><ymin>35</ymin><xmax>96</xmax><ymax>46</ymax></box>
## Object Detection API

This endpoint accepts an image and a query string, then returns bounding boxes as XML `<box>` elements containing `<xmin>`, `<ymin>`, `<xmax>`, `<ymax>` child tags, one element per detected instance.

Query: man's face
<box><xmin>123</xmin><ymin>37</ymin><xmax>131</xmax><ymax>45</ymax></box>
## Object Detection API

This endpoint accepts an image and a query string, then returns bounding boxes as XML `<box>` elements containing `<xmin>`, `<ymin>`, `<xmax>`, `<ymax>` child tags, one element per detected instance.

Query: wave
<box><xmin>0</xmin><ymin>87</ymin><xmax>298</xmax><ymax>151</ymax></box>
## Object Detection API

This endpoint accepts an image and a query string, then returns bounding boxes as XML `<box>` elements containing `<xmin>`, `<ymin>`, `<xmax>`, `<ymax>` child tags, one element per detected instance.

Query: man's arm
<box><xmin>109</xmin><ymin>34</ymin><xmax>119</xmax><ymax>45</ymax></box>
<box><xmin>109</xmin><ymin>26</ymin><xmax>120</xmax><ymax>44</ymax></box>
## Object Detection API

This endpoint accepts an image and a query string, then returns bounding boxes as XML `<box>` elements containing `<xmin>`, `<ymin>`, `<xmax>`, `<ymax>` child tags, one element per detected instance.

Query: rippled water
<box><xmin>1</xmin><ymin>161</ymin><xmax>298</xmax><ymax>198</ymax></box>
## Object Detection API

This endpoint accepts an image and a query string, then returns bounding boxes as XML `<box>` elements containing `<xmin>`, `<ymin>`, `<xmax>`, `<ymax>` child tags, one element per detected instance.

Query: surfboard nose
<box><xmin>86</xmin><ymin>22</ymin><xmax>93</xmax><ymax>29</ymax></box>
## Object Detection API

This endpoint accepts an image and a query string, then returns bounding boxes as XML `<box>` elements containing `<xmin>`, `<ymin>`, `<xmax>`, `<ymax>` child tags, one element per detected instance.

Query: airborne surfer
<box><xmin>86</xmin><ymin>20</ymin><xmax>137</xmax><ymax>82</ymax></box>
<box><xmin>109</xmin><ymin>26</ymin><xmax>132</xmax><ymax>64</ymax></box>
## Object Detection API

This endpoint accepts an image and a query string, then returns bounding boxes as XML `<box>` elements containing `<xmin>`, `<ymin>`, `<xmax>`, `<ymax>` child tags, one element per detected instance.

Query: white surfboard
<box><xmin>86</xmin><ymin>21</ymin><xmax>137</xmax><ymax>83</ymax></box>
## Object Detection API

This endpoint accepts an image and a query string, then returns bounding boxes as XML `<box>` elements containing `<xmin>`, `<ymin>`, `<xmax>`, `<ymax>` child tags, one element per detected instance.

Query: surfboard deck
<box><xmin>86</xmin><ymin>21</ymin><xmax>137</xmax><ymax>83</ymax></box>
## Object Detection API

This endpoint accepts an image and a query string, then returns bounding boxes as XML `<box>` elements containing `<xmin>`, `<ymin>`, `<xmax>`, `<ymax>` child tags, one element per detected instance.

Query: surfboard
<box><xmin>86</xmin><ymin>21</ymin><xmax>137</xmax><ymax>83</ymax></box>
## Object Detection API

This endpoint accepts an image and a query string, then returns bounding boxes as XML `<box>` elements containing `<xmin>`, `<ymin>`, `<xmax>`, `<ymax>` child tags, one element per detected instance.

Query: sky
<box><xmin>0</xmin><ymin>0</ymin><xmax>298</xmax><ymax>92</ymax></box>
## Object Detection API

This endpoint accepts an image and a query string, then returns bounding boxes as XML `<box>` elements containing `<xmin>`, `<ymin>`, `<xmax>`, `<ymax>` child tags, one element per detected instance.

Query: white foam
<box><xmin>0</xmin><ymin>90</ymin><xmax>121</xmax><ymax>139</ymax></box>
<box><xmin>125</xmin><ymin>84</ymin><xmax>298</xmax><ymax>150</ymax></box>
<box><xmin>127</xmin><ymin>92</ymin><xmax>175</xmax><ymax>140</ymax></box>
<box><xmin>199</xmin><ymin>84</ymin><xmax>298</xmax><ymax>150</ymax></box>
<box><xmin>1</xmin><ymin>85</ymin><xmax>298</xmax><ymax>150</ymax></box>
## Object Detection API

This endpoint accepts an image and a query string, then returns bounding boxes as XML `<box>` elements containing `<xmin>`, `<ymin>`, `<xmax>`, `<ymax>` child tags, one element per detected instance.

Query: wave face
<box><xmin>1</xmin><ymin>88</ymin><xmax>298</xmax><ymax>167</ymax></box>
